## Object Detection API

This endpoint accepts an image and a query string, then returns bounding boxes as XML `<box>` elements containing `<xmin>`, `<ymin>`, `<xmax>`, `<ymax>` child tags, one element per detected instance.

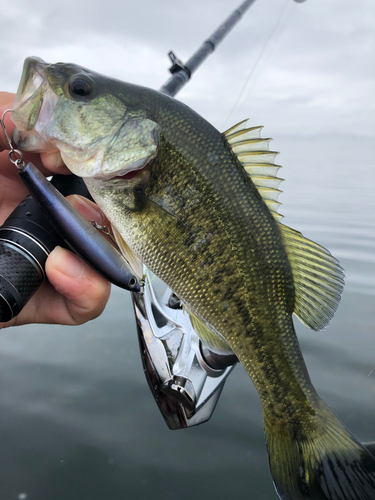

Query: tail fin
<box><xmin>264</xmin><ymin>409</ymin><xmax>375</xmax><ymax>500</ymax></box>
<box><xmin>363</xmin><ymin>442</ymin><xmax>375</xmax><ymax>459</ymax></box>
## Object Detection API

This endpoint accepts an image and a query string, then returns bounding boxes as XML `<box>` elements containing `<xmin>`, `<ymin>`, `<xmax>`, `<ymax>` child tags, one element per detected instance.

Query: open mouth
<box><xmin>112</xmin><ymin>169</ymin><xmax>144</xmax><ymax>181</ymax></box>
<box><xmin>11</xmin><ymin>57</ymin><xmax>59</xmax><ymax>150</ymax></box>
<box><xmin>94</xmin><ymin>157</ymin><xmax>154</xmax><ymax>182</ymax></box>
<box><xmin>12</xmin><ymin>57</ymin><xmax>48</xmax><ymax>131</ymax></box>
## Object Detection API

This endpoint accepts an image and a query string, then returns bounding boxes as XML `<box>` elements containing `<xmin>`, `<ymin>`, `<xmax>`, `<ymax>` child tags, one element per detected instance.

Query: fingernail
<box><xmin>50</xmin><ymin>246</ymin><xmax>86</xmax><ymax>278</ymax></box>
<box><xmin>69</xmin><ymin>195</ymin><xmax>104</xmax><ymax>225</ymax></box>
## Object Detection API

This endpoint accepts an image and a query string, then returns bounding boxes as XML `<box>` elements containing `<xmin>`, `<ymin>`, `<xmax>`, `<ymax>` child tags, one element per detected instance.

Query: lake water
<box><xmin>1</xmin><ymin>135</ymin><xmax>374</xmax><ymax>500</ymax></box>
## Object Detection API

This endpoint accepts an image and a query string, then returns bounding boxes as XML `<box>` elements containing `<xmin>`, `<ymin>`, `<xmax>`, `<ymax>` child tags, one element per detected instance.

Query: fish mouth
<box><xmin>11</xmin><ymin>56</ymin><xmax>59</xmax><ymax>151</ymax></box>
<box><xmin>93</xmin><ymin>156</ymin><xmax>154</xmax><ymax>182</ymax></box>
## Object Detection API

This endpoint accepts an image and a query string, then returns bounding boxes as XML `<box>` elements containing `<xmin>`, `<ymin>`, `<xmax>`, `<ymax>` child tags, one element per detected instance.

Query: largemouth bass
<box><xmin>12</xmin><ymin>57</ymin><xmax>375</xmax><ymax>500</ymax></box>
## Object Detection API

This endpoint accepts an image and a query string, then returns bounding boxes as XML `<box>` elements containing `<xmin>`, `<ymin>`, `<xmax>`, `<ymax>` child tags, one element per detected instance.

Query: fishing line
<box><xmin>143</xmin><ymin>268</ymin><xmax>157</xmax><ymax>291</ymax></box>
<box><xmin>222</xmin><ymin>0</ymin><xmax>294</xmax><ymax>129</ymax></box>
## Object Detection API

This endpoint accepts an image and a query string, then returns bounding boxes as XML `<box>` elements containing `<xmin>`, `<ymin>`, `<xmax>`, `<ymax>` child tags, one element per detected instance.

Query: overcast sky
<box><xmin>0</xmin><ymin>0</ymin><xmax>374</xmax><ymax>140</ymax></box>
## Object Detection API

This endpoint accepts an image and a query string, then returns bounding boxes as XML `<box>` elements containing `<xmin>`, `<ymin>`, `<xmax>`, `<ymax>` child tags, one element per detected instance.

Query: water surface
<box><xmin>1</xmin><ymin>135</ymin><xmax>374</xmax><ymax>500</ymax></box>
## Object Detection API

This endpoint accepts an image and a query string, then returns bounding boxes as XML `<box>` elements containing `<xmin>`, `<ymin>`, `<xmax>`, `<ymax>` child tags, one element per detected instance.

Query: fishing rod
<box><xmin>160</xmin><ymin>0</ymin><xmax>257</xmax><ymax>96</ymax></box>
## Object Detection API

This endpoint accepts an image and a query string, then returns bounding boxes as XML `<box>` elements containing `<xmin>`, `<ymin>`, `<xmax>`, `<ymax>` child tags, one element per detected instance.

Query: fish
<box><xmin>12</xmin><ymin>56</ymin><xmax>375</xmax><ymax>500</ymax></box>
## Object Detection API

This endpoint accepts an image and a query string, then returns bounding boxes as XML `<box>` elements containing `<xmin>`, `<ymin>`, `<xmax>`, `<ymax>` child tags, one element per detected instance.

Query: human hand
<box><xmin>0</xmin><ymin>91</ymin><xmax>111</xmax><ymax>328</ymax></box>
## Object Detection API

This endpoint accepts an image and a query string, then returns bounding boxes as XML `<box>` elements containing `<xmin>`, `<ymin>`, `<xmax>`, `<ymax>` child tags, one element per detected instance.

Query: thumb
<box><xmin>44</xmin><ymin>194</ymin><xmax>112</xmax><ymax>325</ymax></box>
<box><xmin>0</xmin><ymin>194</ymin><xmax>112</xmax><ymax>328</ymax></box>
<box><xmin>45</xmin><ymin>245</ymin><xmax>111</xmax><ymax>325</ymax></box>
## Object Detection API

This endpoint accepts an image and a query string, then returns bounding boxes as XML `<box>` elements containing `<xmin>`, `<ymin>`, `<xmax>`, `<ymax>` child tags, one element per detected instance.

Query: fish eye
<box><xmin>68</xmin><ymin>77</ymin><xmax>93</xmax><ymax>98</ymax></box>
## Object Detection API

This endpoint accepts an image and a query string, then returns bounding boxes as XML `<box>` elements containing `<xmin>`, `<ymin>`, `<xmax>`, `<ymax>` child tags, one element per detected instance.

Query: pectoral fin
<box><xmin>112</xmin><ymin>225</ymin><xmax>144</xmax><ymax>279</ymax></box>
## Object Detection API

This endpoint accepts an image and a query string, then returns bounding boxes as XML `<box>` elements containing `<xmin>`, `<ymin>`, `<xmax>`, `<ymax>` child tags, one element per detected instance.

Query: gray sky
<box><xmin>1</xmin><ymin>0</ymin><xmax>374</xmax><ymax>139</ymax></box>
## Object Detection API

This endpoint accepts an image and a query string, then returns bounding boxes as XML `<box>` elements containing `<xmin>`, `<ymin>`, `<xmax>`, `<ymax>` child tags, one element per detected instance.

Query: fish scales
<box><xmin>156</xmin><ymin>95</ymin><xmax>312</xmax><ymax>407</ymax></box>
<box><xmin>12</xmin><ymin>57</ymin><xmax>375</xmax><ymax>500</ymax></box>
<box><xmin>90</xmin><ymin>91</ymin><xmax>313</xmax><ymax>422</ymax></box>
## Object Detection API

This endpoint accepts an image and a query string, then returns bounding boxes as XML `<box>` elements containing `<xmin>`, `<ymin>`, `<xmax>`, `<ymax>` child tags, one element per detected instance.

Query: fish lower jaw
<box><xmin>93</xmin><ymin>157</ymin><xmax>154</xmax><ymax>182</ymax></box>
<box><xmin>59</xmin><ymin>146</ymin><xmax>104</xmax><ymax>178</ymax></box>
<box><xmin>12</xmin><ymin>127</ymin><xmax>52</xmax><ymax>152</ymax></box>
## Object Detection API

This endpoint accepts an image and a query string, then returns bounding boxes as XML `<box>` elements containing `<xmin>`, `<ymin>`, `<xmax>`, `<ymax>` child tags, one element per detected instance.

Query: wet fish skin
<box><xmin>12</xmin><ymin>57</ymin><xmax>375</xmax><ymax>500</ymax></box>
<box><xmin>85</xmin><ymin>95</ymin><xmax>312</xmax><ymax>410</ymax></box>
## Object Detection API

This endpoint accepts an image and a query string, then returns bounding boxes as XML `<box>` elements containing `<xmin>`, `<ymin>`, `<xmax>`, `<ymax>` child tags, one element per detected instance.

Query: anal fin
<box><xmin>188</xmin><ymin>309</ymin><xmax>233</xmax><ymax>355</ymax></box>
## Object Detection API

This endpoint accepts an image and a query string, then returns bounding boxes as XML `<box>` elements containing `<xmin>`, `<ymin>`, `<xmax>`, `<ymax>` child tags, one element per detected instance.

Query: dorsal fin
<box><xmin>224</xmin><ymin>120</ymin><xmax>345</xmax><ymax>330</ymax></box>
<box><xmin>224</xmin><ymin>119</ymin><xmax>283</xmax><ymax>220</ymax></box>
<box><xmin>224</xmin><ymin>119</ymin><xmax>254</xmax><ymax>136</ymax></box>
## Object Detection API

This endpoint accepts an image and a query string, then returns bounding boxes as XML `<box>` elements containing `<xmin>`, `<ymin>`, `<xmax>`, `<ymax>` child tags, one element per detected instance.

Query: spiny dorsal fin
<box><xmin>279</xmin><ymin>224</ymin><xmax>345</xmax><ymax>331</ymax></box>
<box><xmin>224</xmin><ymin>119</ymin><xmax>283</xmax><ymax>220</ymax></box>
<box><xmin>224</xmin><ymin>119</ymin><xmax>253</xmax><ymax>136</ymax></box>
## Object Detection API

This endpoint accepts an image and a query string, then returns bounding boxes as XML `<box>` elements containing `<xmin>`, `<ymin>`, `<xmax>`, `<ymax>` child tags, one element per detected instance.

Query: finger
<box><xmin>0</xmin><ymin>92</ymin><xmax>57</xmax><ymax>174</ymax></box>
<box><xmin>40</xmin><ymin>150</ymin><xmax>70</xmax><ymax>174</ymax></box>
<box><xmin>44</xmin><ymin>195</ymin><xmax>111</xmax><ymax>324</ymax></box>
<box><xmin>0</xmin><ymin>148</ymin><xmax>61</xmax><ymax>225</ymax></box>
<box><xmin>67</xmin><ymin>195</ymin><xmax>119</xmax><ymax>250</ymax></box>
<box><xmin>67</xmin><ymin>194</ymin><xmax>104</xmax><ymax>221</ymax></box>
<box><xmin>1</xmin><ymin>247</ymin><xmax>111</xmax><ymax>327</ymax></box>
<box><xmin>0</xmin><ymin>192</ymin><xmax>112</xmax><ymax>329</ymax></box>
<box><xmin>0</xmin><ymin>92</ymin><xmax>70</xmax><ymax>176</ymax></box>
<box><xmin>0</xmin><ymin>92</ymin><xmax>15</xmax><ymax>152</ymax></box>
<box><xmin>44</xmin><ymin>246</ymin><xmax>111</xmax><ymax>325</ymax></box>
